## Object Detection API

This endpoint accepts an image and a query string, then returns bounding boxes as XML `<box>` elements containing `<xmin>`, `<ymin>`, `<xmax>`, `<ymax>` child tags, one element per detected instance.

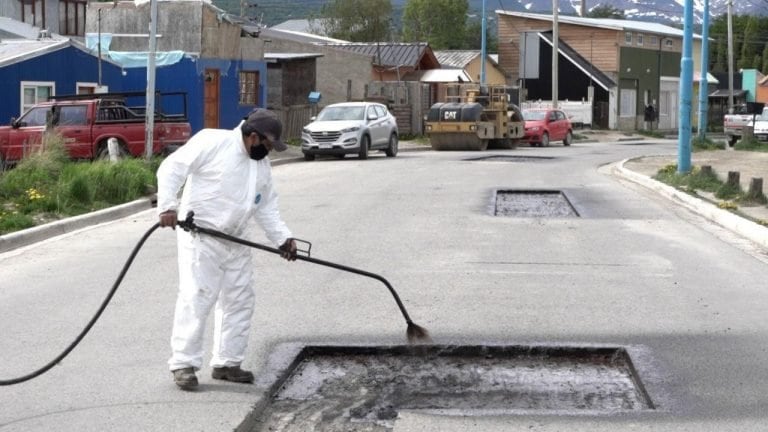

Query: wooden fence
<box><xmin>272</xmin><ymin>104</ymin><xmax>317</xmax><ymax>142</ymax></box>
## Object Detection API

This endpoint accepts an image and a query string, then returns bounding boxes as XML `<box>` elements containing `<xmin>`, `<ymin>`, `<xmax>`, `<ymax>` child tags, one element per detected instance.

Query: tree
<box><xmin>762</xmin><ymin>43</ymin><xmax>768</xmax><ymax>73</ymax></box>
<box><xmin>738</xmin><ymin>16</ymin><xmax>759</xmax><ymax>69</ymax></box>
<box><xmin>463</xmin><ymin>18</ymin><xmax>498</xmax><ymax>52</ymax></box>
<box><xmin>402</xmin><ymin>0</ymin><xmax>468</xmax><ymax>50</ymax></box>
<box><xmin>314</xmin><ymin>0</ymin><xmax>392</xmax><ymax>42</ymax></box>
<box><xmin>586</xmin><ymin>4</ymin><xmax>624</xmax><ymax>19</ymax></box>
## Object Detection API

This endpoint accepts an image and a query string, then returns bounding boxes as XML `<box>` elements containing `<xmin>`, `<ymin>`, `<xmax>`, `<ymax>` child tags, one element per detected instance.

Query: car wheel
<box><xmin>0</xmin><ymin>152</ymin><xmax>6</xmax><ymax>172</ymax></box>
<box><xmin>96</xmin><ymin>139</ymin><xmax>128</xmax><ymax>160</ymax></box>
<box><xmin>728</xmin><ymin>136</ymin><xmax>738</xmax><ymax>147</ymax></box>
<box><xmin>563</xmin><ymin>130</ymin><xmax>572</xmax><ymax>146</ymax></box>
<box><xmin>385</xmin><ymin>133</ymin><xmax>398</xmax><ymax>157</ymax></box>
<box><xmin>358</xmin><ymin>135</ymin><xmax>369</xmax><ymax>160</ymax></box>
<box><xmin>541</xmin><ymin>133</ymin><xmax>550</xmax><ymax>147</ymax></box>
<box><xmin>303</xmin><ymin>152</ymin><xmax>316</xmax><ymax>161</ymax></box>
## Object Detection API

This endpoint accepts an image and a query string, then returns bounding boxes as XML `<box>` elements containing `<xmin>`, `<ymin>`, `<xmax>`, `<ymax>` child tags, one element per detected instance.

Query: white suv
<box><xmin>301</xmin><ymin>102</ymin><xmax>399</xmax><ymax>161</ymax></box>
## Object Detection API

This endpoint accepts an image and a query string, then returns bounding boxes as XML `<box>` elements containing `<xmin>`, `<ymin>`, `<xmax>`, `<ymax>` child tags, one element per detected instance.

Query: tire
<box><xmin>358</xmin><ymin>135</ymin><xmax>369</xmax><ymax>160</ymax></box>
<box><xmin>303</xmin><ymin>152</ymin><xmax>316</xmax><ymax>161</ymax></box>
<box><xmin>563</xmin><ymin>130</ymin><xmax>572</xmax><ymax>146</ymax></box>
<box><xmin>385</xmin><ymin>133</ymin><xmax>398</xmax><ymax>157</ymax></box>
<box><xmin>541</xmin><ymin>133</ymin><xmax>550</xmax><ymax>147</ymax></box>
<box><xmin>728</xmin><ymin>136</ymin><xmax>738</xmax><ymax>147</ymax></box>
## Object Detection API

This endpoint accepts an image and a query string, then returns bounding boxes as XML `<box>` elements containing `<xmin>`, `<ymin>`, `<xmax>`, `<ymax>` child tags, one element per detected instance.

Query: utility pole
<box><xmin>480</xmin><ymin>0</ymin><xmax>486</xmax><ymax>84</ymax></box>
<box><xmin>697</xmin><ymin>0</ymin><xmax>710</xmax><ymax>139</ymax></box>
<box><xmin>97</xmin><ymin>8</ymin><xmax>102</xmax><ymax>87</ymax></box>
<box><xmin>144</xmin><ymin>0</ymin><xmax>158</xmax><ymax>160</ymax></box>
<box><xmin>552</xmin><ymin>0</ymin><xmax>559</xmax><ymax>109</ymax></box>
<box><xmin>678</xmin><ymin>0</ymin><xmax>693</xmax><ymax>173</ymax></box>
<box><xmin>727</xmin><ymin>0</ymin><xmax>734</xmax><ymax>111</ymax></box>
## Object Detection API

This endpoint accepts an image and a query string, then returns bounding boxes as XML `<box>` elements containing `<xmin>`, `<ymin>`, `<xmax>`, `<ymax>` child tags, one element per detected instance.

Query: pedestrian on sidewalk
<box><xmin>156</xmin><ymin>108</ymin><xmax>298</xmax><ymax>390</ymax></box>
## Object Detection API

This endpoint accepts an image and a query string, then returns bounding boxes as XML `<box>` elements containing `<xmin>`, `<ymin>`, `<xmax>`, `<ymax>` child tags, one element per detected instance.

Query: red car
<box><xmin>522</xmin><ymin>109</ymin><xmax>573</xmax><ymax>147</ymax></box>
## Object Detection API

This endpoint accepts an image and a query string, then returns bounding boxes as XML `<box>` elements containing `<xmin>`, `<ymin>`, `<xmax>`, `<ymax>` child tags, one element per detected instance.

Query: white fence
<box><xmin>521</xmin><ymin>100</ymin><xmax>593</xmax><ymax>127</ymax></box>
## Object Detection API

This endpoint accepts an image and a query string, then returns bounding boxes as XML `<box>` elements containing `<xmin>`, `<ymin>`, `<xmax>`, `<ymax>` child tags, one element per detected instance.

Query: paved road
<box><xmin>2</xmin><ymin>140</ymin><xmax>768</xmax><ymax>431</ymax></box>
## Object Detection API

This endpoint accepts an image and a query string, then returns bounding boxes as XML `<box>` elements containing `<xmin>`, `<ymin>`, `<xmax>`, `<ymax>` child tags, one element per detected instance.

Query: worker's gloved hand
<box><xmin>159</xmin><ymin>210</ymin><xmax>178</xmax><ymax>229</ymax></box>
<box><xmin>279</xmin><ymin>238</ymin><xmax>298</xmax><ymax>261</ymax></box>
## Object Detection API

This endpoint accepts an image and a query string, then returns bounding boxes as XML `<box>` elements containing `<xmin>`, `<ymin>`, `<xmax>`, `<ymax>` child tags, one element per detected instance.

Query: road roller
<box><xmin>426</xmin><ymin>84</ymin><xmax>524</xmax><ymax>151</ymax></box>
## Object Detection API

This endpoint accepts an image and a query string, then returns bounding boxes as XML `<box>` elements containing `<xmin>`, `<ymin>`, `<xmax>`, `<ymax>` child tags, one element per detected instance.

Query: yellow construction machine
<box><xmin>426</xmin><ymin>84</ymin><xmax>524</xmax><ymax>151</ymax></box>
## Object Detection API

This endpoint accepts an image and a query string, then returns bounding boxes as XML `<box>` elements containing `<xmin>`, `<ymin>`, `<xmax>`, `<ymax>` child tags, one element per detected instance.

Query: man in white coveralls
<box><xmin>156</xmin><ymin>109</ymin><xmax>298</xmax><ymax>390</ymax></box>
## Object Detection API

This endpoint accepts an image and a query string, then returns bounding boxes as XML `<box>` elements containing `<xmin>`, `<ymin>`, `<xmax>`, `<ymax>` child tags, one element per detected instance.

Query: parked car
<box><xmin>0</xmin><ymin>91</ymin><xmax>191</xmax><ymax>168</ymax></box>
<box><xmin>725</xmin><ymin>103</ymin><xmax>767</xmax><ymax>146</ymax></box>
<box><xmin>301</xmin><ymin>102</ymin><xmax>399</xmax><ymax>161</ymax></box>
<box><xmin>521</xmin><ymin>109</ymin><xmax>573</xmax><ymax>147</ymax></box>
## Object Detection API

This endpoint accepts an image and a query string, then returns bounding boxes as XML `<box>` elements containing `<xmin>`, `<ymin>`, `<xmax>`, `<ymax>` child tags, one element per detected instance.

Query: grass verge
<box><xmin>0</xmin><ymin>133</ymin><xmax>159</xmax><ymax>235</ymax></box>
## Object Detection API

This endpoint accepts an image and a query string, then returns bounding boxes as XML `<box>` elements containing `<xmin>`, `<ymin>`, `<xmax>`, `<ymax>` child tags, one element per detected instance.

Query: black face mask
<box><xmin>250</xmin><ymin>143</ymin><xmax>269</xmax><ymax>161</ymax></box>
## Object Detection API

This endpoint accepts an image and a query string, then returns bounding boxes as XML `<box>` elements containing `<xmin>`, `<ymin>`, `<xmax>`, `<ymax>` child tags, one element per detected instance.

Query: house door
<box><xmin>203</xmin><ymin>69</ymin><xmax>220</xmax><ymax>129</ymax></box>
<box><xmin>659</xmin><ymin>80</ymin><xmax>678</xmax><ymax>130</ymax></box>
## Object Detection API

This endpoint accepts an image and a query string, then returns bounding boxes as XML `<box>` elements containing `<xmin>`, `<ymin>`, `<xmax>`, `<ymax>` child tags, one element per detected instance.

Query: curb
<box><xmin>0</xmin><ymin>198</ymin><xmax>154</xmax><ymax>254</ymax></box>
<box><xmin>615</xmin><ymin>158</ymin><xmax>768</xmax><ymax>250</ymax></box>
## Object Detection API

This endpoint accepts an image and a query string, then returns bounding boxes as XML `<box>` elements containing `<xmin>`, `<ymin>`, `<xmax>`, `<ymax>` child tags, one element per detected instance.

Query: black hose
<box><xmin>0</xmin><ymin>223</ymin><xmax>161</xmax><ymax>386</ymax></box>
<box><xmin>1</xmin><ymin>214</ymin><xmax>430</xmax><ymax>386</ymax></box>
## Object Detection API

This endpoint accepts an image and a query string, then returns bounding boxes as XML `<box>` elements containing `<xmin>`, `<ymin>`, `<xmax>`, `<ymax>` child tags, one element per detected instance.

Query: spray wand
<box><xmin>177</xmin><ymin>212</ymin><xmax>431</xmax><ymax>344</ymax></box>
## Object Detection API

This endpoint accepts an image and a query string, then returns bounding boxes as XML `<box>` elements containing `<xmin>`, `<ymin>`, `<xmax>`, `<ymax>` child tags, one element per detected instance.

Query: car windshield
<box><xmin>317</xmin><ymin>106</ymin><xmax>365</xmax><ymax>121</ymax></box>
<box><xmin>523</xmin><ymin>111</ymin><xmax>547</xmax><ymax>121</ymax></box>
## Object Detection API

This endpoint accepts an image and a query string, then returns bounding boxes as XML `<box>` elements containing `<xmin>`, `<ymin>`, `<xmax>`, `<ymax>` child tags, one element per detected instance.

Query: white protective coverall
<box><xmin>156</xmin><ymin>124</ymin><xmax>291</xmax><ymax>371</ymax></box>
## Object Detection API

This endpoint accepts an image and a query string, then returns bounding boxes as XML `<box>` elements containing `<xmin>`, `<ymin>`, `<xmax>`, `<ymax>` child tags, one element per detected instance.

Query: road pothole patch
<box><xmin>494</xmin><ymin>190</ymin><xmax>579</xmax><ymax>217</ymax></box>
<box><xmin>244</xmin><ymin>345</ymin><xmax>653</xmax><ymax>431</ymax></box>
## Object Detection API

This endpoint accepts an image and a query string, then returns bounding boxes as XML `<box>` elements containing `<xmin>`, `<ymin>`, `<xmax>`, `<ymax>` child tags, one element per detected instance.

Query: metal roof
<box><xmin>434</xmin><ymin>50</ymin><xmax>479</xmax><ymax>68</ymax></box>
<box><xmin>0</xmin><ymin>39</ymin><xmax>69</xmax><ymax>68</ymax></box>
<box><xmin>319</xmin><ymin>42</ymin><xmax>433</xmax><ymax>68</ymax></box>
<box><xmin>260</xmin><ymin>27</ymin><xmax>348</xmax><ymax>45</ymax></box>
<box><xmin>419</xmin><ymin>68</ymin><xmax>473</xmax><ymax>83</ymax></box>
<box><xmin>271</xmin><ymin>19</ymin><xmax>330</xmax><ymax>36</ymax></box>
<box><xmin>496</xmin><ymin>10</ymin><xmax>702</xmax><ymax>40</ymax></box>
<box><xmin>264</xmin><ymin>52</ymin><xmax>324</xmax><ymax>62</ymax></box>
<box><xmin>538</xmin><ymin>31</ymin><xmax>616</xmax><ymax>90</ymax></box>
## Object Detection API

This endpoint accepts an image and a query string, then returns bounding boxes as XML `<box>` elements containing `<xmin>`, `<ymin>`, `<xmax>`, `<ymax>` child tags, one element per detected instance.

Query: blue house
<box><xmin>0</xmin><ymin>21</ymin><xmax>125</xmax><ymax>125</ymax></box>
<box><xmin>87</xmin><ymin>0</ymin><xmax>269</xmax><ymax>134</ymax></box>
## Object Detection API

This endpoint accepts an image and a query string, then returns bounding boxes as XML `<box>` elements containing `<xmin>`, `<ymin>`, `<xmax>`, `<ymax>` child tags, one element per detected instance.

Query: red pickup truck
<box><xmin>0</xmin><ymin>92</ymin><xmax>191</xmax><ymax>167</ymax></box>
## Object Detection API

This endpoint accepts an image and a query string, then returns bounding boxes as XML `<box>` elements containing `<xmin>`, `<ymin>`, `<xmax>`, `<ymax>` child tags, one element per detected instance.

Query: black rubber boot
<box><xmin>211</xmin><ymin>366</ymin><xmax>254</xmax><ymax>384</ymax></box>
<box><xmin>172</xmin><ymin>367</ymin><xmax>198</xmax><ymax>390</ymax></box>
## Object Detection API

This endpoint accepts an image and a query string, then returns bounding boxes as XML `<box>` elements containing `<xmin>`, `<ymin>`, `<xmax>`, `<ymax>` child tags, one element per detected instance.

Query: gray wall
<box><xmin>264</xmin><ymin>37</ymin><xmax>372</xmax><ymax>106</ymax></box>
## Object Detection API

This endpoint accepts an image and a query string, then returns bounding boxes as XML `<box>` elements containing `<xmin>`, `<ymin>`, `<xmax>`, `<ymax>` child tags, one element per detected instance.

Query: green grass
<box><xmin>692</xmin><ymin>136</ymin><xmax>726</xmax><ymax>151</ymax></box>
<box><xmin>0</xmin><ymin>132</ymin><xmax>159</xmax><ymax>235</ymax></box>
<box><xmin>654</xmin><ymin>163</ymin><xmax>768</xmax><ymax>209</ymax></box>
<box><xmin>734</xmin><ymin>136</ymin><xmax>768</xmax><ymax>152</ymax></box>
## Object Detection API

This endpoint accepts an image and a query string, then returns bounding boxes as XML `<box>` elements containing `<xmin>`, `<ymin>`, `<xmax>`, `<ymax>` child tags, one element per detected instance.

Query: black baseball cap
<box><xmin>242</xmin><ymin>108</ymin><xmax>287</xmax><ymax>152</ymax></box>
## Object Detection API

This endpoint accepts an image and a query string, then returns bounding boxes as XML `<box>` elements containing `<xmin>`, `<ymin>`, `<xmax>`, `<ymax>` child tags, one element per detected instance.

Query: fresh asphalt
<box><xmin>1</xmin><ymin>139</ymin><xmax>768</xmax><ymax>432</ymax></box>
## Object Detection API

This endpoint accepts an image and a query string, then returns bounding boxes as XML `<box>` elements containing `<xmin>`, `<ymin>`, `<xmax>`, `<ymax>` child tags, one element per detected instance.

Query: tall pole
<box><xmin>144</xmin><ymin>0</ymin><xmax>158</xmax><ymax>160</ymax></box>
<box><xmin>97</xmin><ymin>8</ymin><xmax>102</xmax><ymax>86</ymax></box>
<box><xmin>697</xmin><ymin>0</ymin><xmax>710</xmax><ymax>139</ymax></box>
<box><xmin>678</xmin><ymin>0</ymin><xmax>694</xmax><ymax>173</ymax></box>
<box><xmin>727</xmin><ymin>0</ymin><xmax>734</xmax><ymax>111</ymax></box>
<box><xmin>552</xmin><ymin>0</ymin><xmax>559</xmax><ymax>108</ymax></box>
<box><xmin>480</xmin><ymin>0</ymin><xmax>486</xmax><ymax>85</ymax></box>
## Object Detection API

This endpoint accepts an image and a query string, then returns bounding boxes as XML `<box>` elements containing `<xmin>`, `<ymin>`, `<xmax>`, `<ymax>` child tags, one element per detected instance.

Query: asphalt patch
<box><xmin>494</xmin><ymin>190</ymin><xmax>579</xmax><ymax>217</ymax></box>
<box><xmin>245</xmin><ymin>345</ymin><xmax>653</xmax><ymax>431</ymax></box>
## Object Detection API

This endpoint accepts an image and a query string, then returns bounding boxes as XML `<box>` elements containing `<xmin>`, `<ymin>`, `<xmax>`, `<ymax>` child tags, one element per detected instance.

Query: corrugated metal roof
<box><xmin>271</xmin><ymin>19</ymin><xmax>330</xmax><ymax>35</ymax></box>
<box><xmin>260</xmin><ymin>27</ymin><xmax>348</xmax><ymax>45</ymax></box>
<box><xmin>319</xmin><ymin>42</ymin><xmax>430</xmax><ymax>68</ymax></box>
<box><xmin>419</xmin><ymin>68</ymin><xmax>472</xmax><ymax>83</ymax></box>
<box><xmin>434</xmin><ymin>50</ymin><xmax>478</xmax><ymax>68</ymax></box>
<box><xmin>496</xmin><ymin>10</ymin><xmax>702</xmax><ymax>39</ymax></box>
<box><xmin>0</xmin><ymin>39</ymin><xmax>69</xmax><ymax>68</ymax></box>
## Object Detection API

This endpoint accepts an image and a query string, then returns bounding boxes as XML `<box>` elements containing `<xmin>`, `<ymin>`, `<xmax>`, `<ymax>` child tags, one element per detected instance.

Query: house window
<box><xmin>76</xmin><ymin>82</ymin><xmax>100</xmax><ymax>94</ymax></box>
<box><xmin>239</xmin><ymin>71</ymin><xmax>260</xmax><ymax>105</ymax></box>
<box><xmin>625</xmin><ymin>32</ymin><xmax>632</xmax><ymax>44</ymax></box>
<box><xmin>665</xmin><ymin>39</ymin><xmax>674</xmax><ymax>48</ymax></box>
<box><xmin>21</xmin><ymin>81</ymin><xmax>55</xmax><ymax>115</ymax></box>
<box><xmin>649</xmin><ymin>36</ymin><xmax>658</xmax><ymax>46</ymax></box>
<box><xmin>59</xmin><ymin>0</ymin><xmax>88</xmax><ymax>36</ymax></box>
<box><xmin>620</xmin><ymin>88</ymin><xmax>637</xmax><ymax>118</ymax></box>
<box><xmin>20</xmin><ymin>0</ymin><xmax>45</xmax><ymax>29</ymax></box>
<box><xmin>637</xmin><ymin>34</ymin><xmax>644</xmax><ymax>46</ymax></box>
